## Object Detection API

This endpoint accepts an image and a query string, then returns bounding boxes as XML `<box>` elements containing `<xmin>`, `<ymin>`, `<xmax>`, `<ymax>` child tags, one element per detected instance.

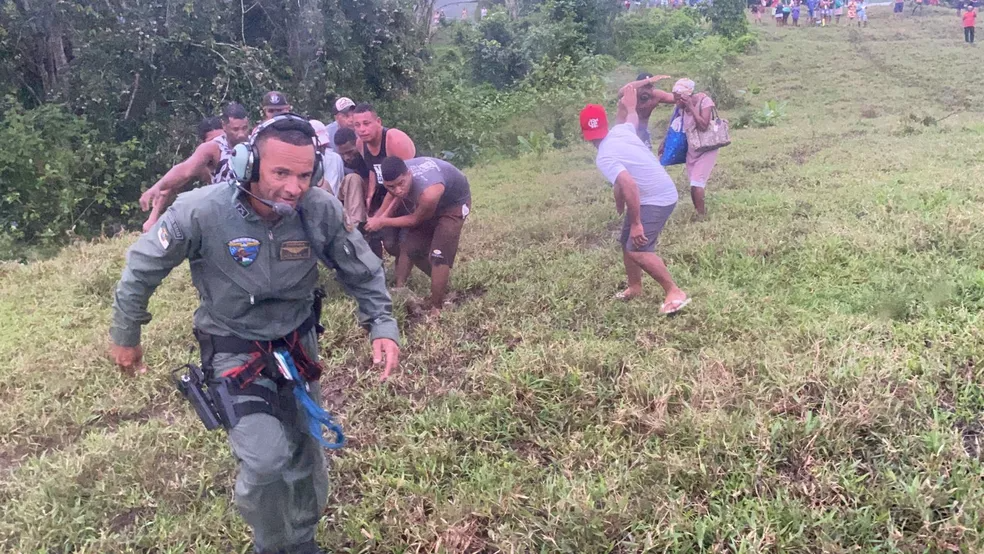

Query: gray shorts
<box><xmin>620</xmin><ymin>203</ymin><xmax>675</xmax><ymax>252</ymax></box>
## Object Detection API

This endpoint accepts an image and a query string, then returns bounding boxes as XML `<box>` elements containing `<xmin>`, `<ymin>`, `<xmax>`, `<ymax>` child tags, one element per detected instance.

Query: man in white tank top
<box><xmin>139</xmin><ymin>102</ymin><xmax>251</xmax><ymax>231</ymax></box>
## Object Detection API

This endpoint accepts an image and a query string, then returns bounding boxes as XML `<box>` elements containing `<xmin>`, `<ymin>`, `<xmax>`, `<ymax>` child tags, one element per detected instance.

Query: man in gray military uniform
<box><xmin>109</xmin><ymin>114</ymin><xmax>400</xmax><ymax>554</ymax></box>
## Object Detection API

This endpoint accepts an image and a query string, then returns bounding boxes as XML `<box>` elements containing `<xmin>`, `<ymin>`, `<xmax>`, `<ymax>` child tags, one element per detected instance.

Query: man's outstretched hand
<box><xmin>139</xmin><ymin>186</ymin><xmax>160</xmax><ymax>212</ymax></box>
<box><xmin>372</xmin><ymin>338</ymin><xmax>401</xmax><ymax>382</ymax></box>
<box><xmin>110</xmin><ymin>343</ymin><xmax>148</xmax><ymax>376</ymax></box>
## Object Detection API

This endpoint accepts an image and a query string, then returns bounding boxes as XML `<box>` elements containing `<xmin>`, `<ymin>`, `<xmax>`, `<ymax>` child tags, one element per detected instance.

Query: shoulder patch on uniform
<box><xmin>158</xmin><ymin>224</ymin><xmax>171</xmax><ymax>249</ymax></box>
<box><xmin>164</xmin><ymin>212</ymin><xmax>184</xmax><ymax>240</ymax></box>
<box><xmin>236</xmin><ymin>202</ymin><xmax>249</xmax><ymax>219</ymax></box>
<box><xmin>280</xmin><ymin>240</ymin><xmax>311</xmax><ymax>261</ymax></box>
<box><xmin>228</xmin><ymin>237</ymin><xmax>261</xmax><ymax>267</ymax></box>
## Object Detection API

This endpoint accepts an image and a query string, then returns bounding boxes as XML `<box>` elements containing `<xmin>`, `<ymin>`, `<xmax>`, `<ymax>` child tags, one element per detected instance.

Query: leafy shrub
<box><xmin>755</xmin><ymin>100</ymin><xmax>787</xmax><ymax>127</ymax></box>
<box><xmin>455</xmin><ymin>0</ymin><xmax>618</xmax><ymax>89</ymax></box>
<box><xmin>0</xmin><ymin>100</ymin><xmax>149</xmax><ymax>253</ymax></box>
<box><xmin>731</xmin><ymin>33</ymin><xmax>759</xmax><ymax>54</ymax></box>
<box><xmin>457</xmin><ymin>11</ymin><xmax>533</xmax><ymax>89</ymax></box>
<box><xmin>732</xmin><ymin>100</ymin><xmax>787</xmax><ymax>129</ymax></box>
<box><xmin>612</xmin><ymin>9</ymin><xmax>706</xmax><ymax>64</ymax></box>
<box><xmin>380</xmin><ymin>54</ymin><xmax>608</xmax><ymax>164</ymax></box>
<box><xmin>700</xmin><ymin>0</ymin><xmax>750</xmax><ymax>38</ymax></box>
<box><xmin>517</xmin><ymin>131</ymin><xmax>555</xmax><ymax>159</ymax></box>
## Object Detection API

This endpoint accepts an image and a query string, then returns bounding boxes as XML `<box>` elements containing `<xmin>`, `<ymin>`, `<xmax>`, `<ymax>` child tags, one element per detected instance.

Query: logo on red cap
<box><xmin>580</xmin><ymin>104</ymin><xmax>609</xmax><ymax>141</ymax></box>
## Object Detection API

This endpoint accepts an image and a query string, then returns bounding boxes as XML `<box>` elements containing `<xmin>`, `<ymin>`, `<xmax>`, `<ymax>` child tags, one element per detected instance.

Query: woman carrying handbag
<box><xmin>671</xmin><ymin>78</ymin><xmax>730</xmax><ymax>218</ymax></box>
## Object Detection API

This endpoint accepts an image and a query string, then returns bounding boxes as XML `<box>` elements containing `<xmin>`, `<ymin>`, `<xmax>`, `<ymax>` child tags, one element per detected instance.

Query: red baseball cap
<box><xmin>580</xmin><ymin>104</ymin><xmax>609</xmax><ymax>141</ymax></box>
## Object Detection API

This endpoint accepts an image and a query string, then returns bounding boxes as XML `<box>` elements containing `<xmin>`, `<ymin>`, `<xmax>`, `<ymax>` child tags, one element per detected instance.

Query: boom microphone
<box><xmin>236</xmin><ymin>184</ymin><xmax>296</xmax><ymax>218</ymax></box>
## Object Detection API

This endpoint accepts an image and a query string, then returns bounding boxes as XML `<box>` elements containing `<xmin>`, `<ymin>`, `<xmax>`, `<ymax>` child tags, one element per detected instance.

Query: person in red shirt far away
<box><xmin>579</xmin><ymin>90</ymin><xmax>690</xmax><ymax>315</ymax></box>
<box><xmin>965</xmin><ymin>6</ymin><xmax>977</xmax><ymax>44</ymax></box>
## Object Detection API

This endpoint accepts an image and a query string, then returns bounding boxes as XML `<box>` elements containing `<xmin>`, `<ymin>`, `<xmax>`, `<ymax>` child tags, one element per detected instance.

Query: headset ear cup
<box><xmin>230</xmin><ymin>143</ymin><xmax>251</xmax><ymax>184</ymax></box>
<box><xmin>249</xmin><ymin>145</ymin><xmax>261</xmax><ymax>183</ymax></box>
<box><xmin>312</xmin><ymin>152</ymin><xmax>324</xmax><ymax>187</ymax></box>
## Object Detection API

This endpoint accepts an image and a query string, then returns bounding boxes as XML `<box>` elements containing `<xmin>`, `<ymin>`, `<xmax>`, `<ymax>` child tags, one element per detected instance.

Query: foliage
<box><xmin>612</xmin><ymin>8</ymin><xmax>706</xmax><ymax>63</ymax></box>
<box><xmin>732</xmin><ymin>100</ymin><xmax>787</xmax><ymax>129</ymax></box>
<box><xmin>699</xmin><ymin>0</ymin><xmax>750</xmax><ymax>38</ymax></box>
<box><xmin>0</xmin><ymin>100</ymin><xmax>148</xmax><ymax>253</ymax></box>
<box><xmin>754</xmin><ymin>99</ymin><xmax>787</xmax><ymax>126</ymax></box>
<box><xmin>378</xmin><ymin>53</ymin><xmax>610</xmax><ymax>165</ymax></box>
<box><xmin>456</xmin><ymin>0</ymin><xmax>619</xmax><ymax>89</ymax></box>
<box><xmin>517</xmin><ymin>131</ymin><xmax>555</xmax><ymax>159</ymax></box>
<box><xmin>456</xmin><ymin>10</ymin><xmax>533</xmax><ymax>88</ymax></box>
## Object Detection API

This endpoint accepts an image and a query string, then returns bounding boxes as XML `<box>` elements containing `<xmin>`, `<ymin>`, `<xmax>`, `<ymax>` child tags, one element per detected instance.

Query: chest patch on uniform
<box><xmin>236</xmin><ymin>203</ymin><xmax>249</xmax><ymax>219</ymax></box>
<box><xmin>280</xmin><ymin>240</ymin><xmax>311</xmax><ymax>261</ymax></box>
<box><xmin>228</xmin><ymin>237</ymin><xmax>261</xmax><ymax>267</ymax></box>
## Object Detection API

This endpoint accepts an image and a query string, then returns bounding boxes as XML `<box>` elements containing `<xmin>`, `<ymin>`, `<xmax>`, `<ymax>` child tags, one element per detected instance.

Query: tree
<box><xmin>701</xmin><ymin>0</ymin><xmax>749</xmax><ymax>38</ymax></box>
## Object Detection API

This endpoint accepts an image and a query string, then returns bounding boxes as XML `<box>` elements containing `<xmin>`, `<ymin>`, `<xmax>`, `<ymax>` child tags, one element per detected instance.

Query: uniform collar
<box><xmin>229</xmin><ymin>183</ymin><xmax>264</xmax><ymax>223</ymax></box>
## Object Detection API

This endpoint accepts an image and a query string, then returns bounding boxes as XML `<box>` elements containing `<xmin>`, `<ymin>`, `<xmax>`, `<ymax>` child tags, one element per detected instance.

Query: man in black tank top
<box><xmin>351</xmin><ymin>103</ymin><xmax>416</xmax><ymax>258</ymax></box>
<box><xmin>363</xmin><ymin>127</ymin><xmax>391</xmax><ymax>214</ymax></box>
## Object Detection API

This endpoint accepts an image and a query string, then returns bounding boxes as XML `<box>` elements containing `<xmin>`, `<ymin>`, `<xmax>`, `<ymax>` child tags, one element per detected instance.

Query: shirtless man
<box><xmin>616</xmin><ymin>73</ymin><xmax>673</xmax><ymax>148</ymax></box>
<box><xmin>351</xmin><ymin>103</ymin><xmax>416</xmax><ymax>257</ymax></box>
<box><xmin>139</xmin><ymin>102</ymin><xmax>251</xmax><ymax>231</ymax></box>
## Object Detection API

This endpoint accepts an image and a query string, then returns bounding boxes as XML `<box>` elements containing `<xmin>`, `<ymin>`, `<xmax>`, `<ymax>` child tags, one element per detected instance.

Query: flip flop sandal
<box><xmin>614</xmin><ymin>291</ymin><xmax>638</xmax><ymax>301</ymax></box>
<box><xmin>660</xmin><ymin>297</ymin><xmax>692</xmax><ymax>315</ymax></box>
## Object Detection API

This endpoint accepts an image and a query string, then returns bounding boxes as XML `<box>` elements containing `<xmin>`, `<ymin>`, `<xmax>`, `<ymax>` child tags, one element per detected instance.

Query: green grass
<box><xmin>4</xmin><ymin>7</ymin><xmax>984</xmax><ymax>552</ymax></box>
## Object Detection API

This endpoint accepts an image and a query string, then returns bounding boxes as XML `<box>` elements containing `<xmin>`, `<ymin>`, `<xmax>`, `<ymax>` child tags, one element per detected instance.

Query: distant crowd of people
<box><xmin>751</xmin><ymin>0</ymin><xmax>980</xmax><ymax>43</ymax></box>
<box><xmin>752</xmin><ymin>0</ymin><xmax>869</xmax><ymax>27</ymax></box>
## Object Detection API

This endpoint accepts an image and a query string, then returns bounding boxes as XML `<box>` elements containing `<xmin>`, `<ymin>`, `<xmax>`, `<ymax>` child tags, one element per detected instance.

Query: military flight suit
<box><xmin>110</xmin><ymin>182</ymin><xmax>399</xmax><ymax>553</ymax></box>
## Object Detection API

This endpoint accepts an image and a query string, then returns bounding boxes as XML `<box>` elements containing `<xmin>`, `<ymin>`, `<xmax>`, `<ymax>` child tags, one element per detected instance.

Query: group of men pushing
<box><xmin>139</xmin><ymin>90</ymin><xmax>471</xmax><ymax>315</ymax></box>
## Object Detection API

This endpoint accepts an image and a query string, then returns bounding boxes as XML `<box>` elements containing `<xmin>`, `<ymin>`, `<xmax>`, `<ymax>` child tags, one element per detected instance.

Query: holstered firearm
<box><xmin>171</xmin><ymin>363</ymin><xmax>222</xmax><ymax>431</ymax></box>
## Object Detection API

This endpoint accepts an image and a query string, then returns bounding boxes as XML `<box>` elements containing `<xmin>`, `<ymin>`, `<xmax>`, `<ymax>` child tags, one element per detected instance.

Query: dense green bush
<box><xmin>456</xmin><ymin>0</ymin><xmax>618</xmax><ymax>89</ymax></box>
<box><xmin>700</xmin><ymin>0</ymin><xmax>750</xmax><ymax>38</ymax></box>
<box><xmin>0</xmin><ymin>101</ymin><xmax>150</xmax><ymax>251</ymax></box>
<box><xmin>612</xmin><ymin>8</ymin><xmax>706</xmax><ymax>64</ymax></box>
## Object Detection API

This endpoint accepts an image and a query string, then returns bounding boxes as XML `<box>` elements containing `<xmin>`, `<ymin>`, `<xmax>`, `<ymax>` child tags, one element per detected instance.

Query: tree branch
<box><xmin>123</xmin><ymin>72</ymin><xmax>140</xmax><ymax>121</ymax></box>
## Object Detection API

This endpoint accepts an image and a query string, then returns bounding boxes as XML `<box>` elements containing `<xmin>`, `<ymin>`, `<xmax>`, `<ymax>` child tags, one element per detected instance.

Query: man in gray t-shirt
<box><xmin>364</xmin><ymin>156</ymin><xmax>472</xmax><ymax>315</ymax></box>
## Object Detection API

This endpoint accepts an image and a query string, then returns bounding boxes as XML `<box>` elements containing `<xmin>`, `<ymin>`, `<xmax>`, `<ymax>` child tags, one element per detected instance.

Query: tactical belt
<box><xmin>193</xmin><ymin>304</ymin><xmax>326</xmax><ymax>428</ymax></box>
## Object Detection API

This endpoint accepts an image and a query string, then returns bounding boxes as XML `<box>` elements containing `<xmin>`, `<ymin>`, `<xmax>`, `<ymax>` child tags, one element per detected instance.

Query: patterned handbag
<box><xmin>684</xmin><ymin>97</ymin><xmax>731</xmax><ymax>154</ymax></box>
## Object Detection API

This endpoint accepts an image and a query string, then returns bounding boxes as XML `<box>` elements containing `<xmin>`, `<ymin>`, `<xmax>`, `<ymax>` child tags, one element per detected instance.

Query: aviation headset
<box><xmin>230</xmin><ymin>113</ymin><xmax>325</xmax><ymax>188</ymax></box>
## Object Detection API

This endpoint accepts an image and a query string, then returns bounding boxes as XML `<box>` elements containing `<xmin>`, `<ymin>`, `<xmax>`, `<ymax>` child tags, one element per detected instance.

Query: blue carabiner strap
<box><xmin>277</xmin><ymin>349</ymin><xmax>345</xmax><ymax>449</ymax></box>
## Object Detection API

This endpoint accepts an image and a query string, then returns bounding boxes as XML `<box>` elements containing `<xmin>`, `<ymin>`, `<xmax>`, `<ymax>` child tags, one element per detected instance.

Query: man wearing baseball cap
<box><xmin>261</xmin><ymin>90</ymin><xmax>292</xmax><ymax>121</ymax></box>
<box><xmin>580</xmin><ymin>83</ymin><xmax>690</xmax><ymax>314</ymax></box>
<box><xmin>326</xmin><ymin>96</ymin><xmax>356</xmax><ymax>152</ymax></box>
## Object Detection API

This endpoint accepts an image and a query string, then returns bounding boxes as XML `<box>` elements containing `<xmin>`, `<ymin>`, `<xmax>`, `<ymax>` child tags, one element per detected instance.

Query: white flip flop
<box><xmin>660</xmin><ymin>297</ymin><xmax>692</xmax><ymax>315</ymax></box>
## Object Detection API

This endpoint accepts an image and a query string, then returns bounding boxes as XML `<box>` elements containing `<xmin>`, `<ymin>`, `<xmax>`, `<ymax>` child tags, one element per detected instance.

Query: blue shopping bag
<box><xmin>659</xmin><ymin>108</ymin><xmax>688</xmax><ymax>166</ymax></box>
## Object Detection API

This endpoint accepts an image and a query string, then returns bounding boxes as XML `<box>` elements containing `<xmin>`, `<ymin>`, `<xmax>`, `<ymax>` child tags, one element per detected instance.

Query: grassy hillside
<box><xmin>4</xmin><ymin>8</ymin><xmax>984</xmax><ymax>552</ymax></box>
